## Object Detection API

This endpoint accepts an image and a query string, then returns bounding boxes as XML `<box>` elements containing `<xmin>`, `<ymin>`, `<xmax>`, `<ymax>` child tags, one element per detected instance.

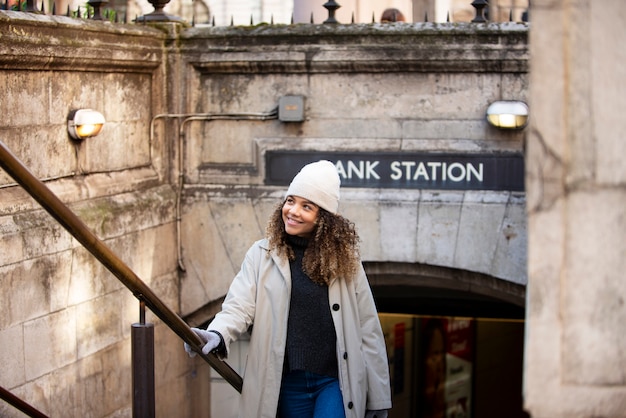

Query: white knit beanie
<box><xmin>285</xmin><ymin>160</ymin><xmax>340</xmax><ymax>214</ymax></box>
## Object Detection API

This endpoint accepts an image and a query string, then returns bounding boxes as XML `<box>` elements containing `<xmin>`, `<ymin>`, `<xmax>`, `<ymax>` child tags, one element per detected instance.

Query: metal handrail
<box><xmin>0</xmin><ymin>140</ymin><xmax>243</xmax><ymax>393</ymax></box>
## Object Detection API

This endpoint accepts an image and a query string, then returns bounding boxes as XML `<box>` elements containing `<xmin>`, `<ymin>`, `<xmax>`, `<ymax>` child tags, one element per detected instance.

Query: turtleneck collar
<box><xmin>287</xmin><ymin>234</ymin><xmax>309</xmax><ymax>249</ymax></box>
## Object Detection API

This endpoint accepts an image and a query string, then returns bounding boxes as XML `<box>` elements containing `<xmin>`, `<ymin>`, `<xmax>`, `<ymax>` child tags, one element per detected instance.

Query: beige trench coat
<box><xmin>208</xmin><ymin>239</ymin><xmax>392</xmax><ymax>418</ymax></box>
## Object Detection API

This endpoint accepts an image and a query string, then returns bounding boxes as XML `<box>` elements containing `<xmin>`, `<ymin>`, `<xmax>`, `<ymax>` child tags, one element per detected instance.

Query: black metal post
<box><xmin>135</xmin><ymin>0</ymin><xmax>184</xmax><ymax>22</ymax></box>
<box><xmin>471</xmin><ymin>0</ymin><xmax>489</xmax><ymax>23</ymax></box>
<box><xmin>23</xmin><ymin>0</ymin><xmax>37</xmax><ymax>12</ymax></box>
<box><xmin>132</xmin><ymin>301</ymin><xmax>155</xmax><ymax>418</ymax></box>
<box><xmin>88</xmin><ymin>0</ymin><xmax>108</xmax><ymax>20</ymax></box>
<box><xmin>323</xmin><ymin>0</ymin><xmax>340</xmax><ymax>24</ymax></box>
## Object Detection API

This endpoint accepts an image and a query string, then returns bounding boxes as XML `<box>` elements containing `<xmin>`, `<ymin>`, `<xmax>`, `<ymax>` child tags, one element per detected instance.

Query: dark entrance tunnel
<box><xmin>374</xmin><ymin>284</ymin><xmax>525</xmax><ymax>319</ymax></box>
<box><xmin>366</xmin><ymin>262</ymin><xmax>529</xmax><ymax>418</ymax></box>
<box><xmin>366</xmin><ymin>261</ymin><xmax>526</xmax><ymax>319</ymax></box>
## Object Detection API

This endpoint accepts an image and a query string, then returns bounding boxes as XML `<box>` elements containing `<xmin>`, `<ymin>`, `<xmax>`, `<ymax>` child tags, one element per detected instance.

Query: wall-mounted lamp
<box><xmin>486</xmin><ymin>101</ymin><xmax>529</xmax><ymax>129</ymax></box>
<box><xmin>67</xmin><ymin>109</ymin><xmax>106</xmax><ymax>140</ymax></box>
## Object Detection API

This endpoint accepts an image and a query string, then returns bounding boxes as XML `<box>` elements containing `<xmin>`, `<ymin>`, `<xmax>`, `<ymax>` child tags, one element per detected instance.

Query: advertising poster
<box><xmin>394</xmin><ymin>322</ymin><xmax>406</xmax><ymax>394</ymax></box>
<box><xmin>419</xmin><ymin>317</ymin><xmax>474</xmax><ymax>418</ymax></box>
<box><xmin>445</xmin><ymin>318</ymin><xmax>473</xmax><ymax>418</ymax></box>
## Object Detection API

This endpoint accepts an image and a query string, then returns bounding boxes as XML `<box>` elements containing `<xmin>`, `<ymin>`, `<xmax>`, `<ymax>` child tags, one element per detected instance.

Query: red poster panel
<box><xmin>445</xmin><ymin>319</ymin><xmax>473</xmax><ymax>418</ymax></box>
<box><xmin>393</xmin><ymin>322</ymin><xmax>406</xmax><ymax>394</ymax></box>
<box><xmin>420</xmin><ymin>318</ymin><xmax>474</xmax><ymax>418</ymax></box>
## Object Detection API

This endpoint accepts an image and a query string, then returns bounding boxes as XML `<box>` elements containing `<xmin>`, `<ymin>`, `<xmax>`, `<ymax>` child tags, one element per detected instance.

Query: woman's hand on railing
<box><xmin>184</xmin><ymin>328</ymin><xmax>221</xmax><ymax>357</ymax></box>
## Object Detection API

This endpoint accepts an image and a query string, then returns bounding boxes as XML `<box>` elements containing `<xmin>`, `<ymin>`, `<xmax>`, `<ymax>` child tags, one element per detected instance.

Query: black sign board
<box><xmin>266</xmin><ymin>151</ymin><xmax>524</xmax><ymax>191</ymax></box>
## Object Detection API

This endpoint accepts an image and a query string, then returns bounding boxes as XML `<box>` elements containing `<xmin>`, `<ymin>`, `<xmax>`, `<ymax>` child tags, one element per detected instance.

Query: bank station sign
<box><xmin>266</xmin><ymin>151</ymin><xmax>524</xmax><ymax>191</ymax></box>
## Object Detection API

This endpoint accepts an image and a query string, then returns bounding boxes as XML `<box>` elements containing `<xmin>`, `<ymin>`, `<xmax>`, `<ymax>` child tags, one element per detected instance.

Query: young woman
<box><xmin>185</xmin><ymin>160</ymin><xmax>391</xmax><ymax>418</ymax></box>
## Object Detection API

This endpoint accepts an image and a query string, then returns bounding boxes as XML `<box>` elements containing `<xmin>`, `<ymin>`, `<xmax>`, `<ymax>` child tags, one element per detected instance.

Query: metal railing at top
<box><xmin>1</xmin><ymin>0</ymin><xmax>529</xmax><ymax>26</ymax></box>
<box><xmin>1</xmin><ymin>0</ymin><xmax>128</xmax><ymax>22</ymax></box>
<box><xmin>0</xmin><ymin>140</ymin><xmax>243</xmax><ymax>416</ymax></box>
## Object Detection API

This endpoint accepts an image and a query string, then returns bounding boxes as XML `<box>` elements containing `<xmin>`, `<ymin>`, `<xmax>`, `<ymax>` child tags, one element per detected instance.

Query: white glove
<box><xmin>365</xmin><ymin>410</ymin><xmax>388</xmax><ymax>418</ymax></box>
<box><xmin>183</xmin><ymin>328</ymin><xmax>221</xmax><ymax>358</ymax></box>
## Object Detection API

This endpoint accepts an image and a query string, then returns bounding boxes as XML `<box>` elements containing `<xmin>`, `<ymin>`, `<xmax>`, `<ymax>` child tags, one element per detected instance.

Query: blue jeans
<box><xmin>277</xmin><ymin>370</ymin><xmax>346</xmax><ymax>418</ymax></box>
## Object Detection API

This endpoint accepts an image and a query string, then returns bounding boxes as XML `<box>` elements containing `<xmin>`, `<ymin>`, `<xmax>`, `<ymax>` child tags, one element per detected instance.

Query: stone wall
<box><xmin>524</xmin><ymin>0</ymin><xmax>626</xmax><ymax>416</ymax></box>
<box><xmin>0</xmin><ymin>11</ymin><xmax>200</xmax><ymax>417</ymax></box>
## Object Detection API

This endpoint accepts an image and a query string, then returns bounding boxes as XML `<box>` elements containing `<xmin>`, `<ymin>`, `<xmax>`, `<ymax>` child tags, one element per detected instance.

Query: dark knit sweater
<box><xmin>284</xmin><ymin>235</ymin><xmax>338</xmax><ymax>378</ymax></box>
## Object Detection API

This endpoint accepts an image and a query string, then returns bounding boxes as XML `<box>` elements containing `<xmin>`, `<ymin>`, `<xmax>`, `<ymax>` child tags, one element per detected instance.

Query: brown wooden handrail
<box><xmin>0</xmin><ymin>140</ymin><xmax>243</xmax><ymax>393</ymax></box>
<box><xmin>0</xmin><ymin>385</ymin><xmax>49</xmax><ymax>418</ymax></box>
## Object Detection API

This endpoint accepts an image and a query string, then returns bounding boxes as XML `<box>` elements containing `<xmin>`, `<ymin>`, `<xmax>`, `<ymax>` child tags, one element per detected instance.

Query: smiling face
<box><xmin>282</xmin><ymin>195</ymin><xmax>320</xmax><ymax>238</ymax></box>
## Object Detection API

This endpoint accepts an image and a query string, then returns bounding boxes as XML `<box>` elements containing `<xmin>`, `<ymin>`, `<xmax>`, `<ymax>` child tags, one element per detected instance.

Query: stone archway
<box><xmin>366</xmin><ymin>261</ymin><xmax>526</xmax><ymax>319</ymax></box>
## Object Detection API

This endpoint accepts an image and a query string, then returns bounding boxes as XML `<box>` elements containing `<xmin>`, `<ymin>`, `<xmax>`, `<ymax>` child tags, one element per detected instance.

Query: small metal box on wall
<box><xmin>278</xmin><ymin>95</ymin><xmax>305</xmax><ymax>122</ymax></box>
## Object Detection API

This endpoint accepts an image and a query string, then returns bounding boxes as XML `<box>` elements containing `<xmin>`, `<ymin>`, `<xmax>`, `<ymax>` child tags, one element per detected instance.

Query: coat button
<box><xmin>332</xmin><ymin>303</ymin><xmax>340</xmax><ymax>311</ymax></box>
<box><xmin>343</xmin><ymin>352</ymin><xmax>348</xmax><ymax>360</ymax></box>
<box><xmin>348</xmin><ymin>402</ymin><xmax>354</xmax><ymax>409</ymax></box>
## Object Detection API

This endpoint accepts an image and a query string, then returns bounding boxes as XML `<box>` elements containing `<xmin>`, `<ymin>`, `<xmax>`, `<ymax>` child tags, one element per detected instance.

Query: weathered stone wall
<box><xmin>0</xmin><ymin>11</ymin><xmax>202</xmax><ymax>417</ymax></box>
<box><xmin>524</xmin><ymin>0</ymin><xmax>626</xmax><ymax>416</ymax></box>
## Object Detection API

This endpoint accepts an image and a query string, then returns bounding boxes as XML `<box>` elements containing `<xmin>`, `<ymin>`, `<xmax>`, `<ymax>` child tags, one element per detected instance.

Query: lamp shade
<box><xmin>68</xmin><ymin>109</ymin><xmax>106</xmax><ymax>140</ymax></box>
<box><xmin>486</xmin><ymin>101</ymin><xmax>529</xmax><ymax>129</ymax></box>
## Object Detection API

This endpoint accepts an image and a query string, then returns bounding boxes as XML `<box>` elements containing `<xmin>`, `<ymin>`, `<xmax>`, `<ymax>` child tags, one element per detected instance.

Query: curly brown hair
<box><xmin>266</xmin><ymin>200</ymin><xmax>361</xmax><ymax>286</ymax></box>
